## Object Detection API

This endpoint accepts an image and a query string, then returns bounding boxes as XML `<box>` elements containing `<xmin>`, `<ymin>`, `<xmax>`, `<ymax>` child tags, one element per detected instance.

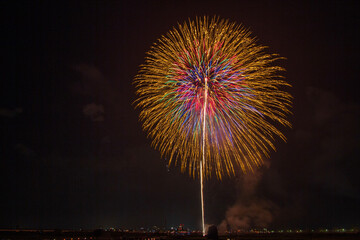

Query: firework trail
<box><xmin>134</xmin><ymin>16</ymin><xmax>292</xmax><ymax>235</ymax></box>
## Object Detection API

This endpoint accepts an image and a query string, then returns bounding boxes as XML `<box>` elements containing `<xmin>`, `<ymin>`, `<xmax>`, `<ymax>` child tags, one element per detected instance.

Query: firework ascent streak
<box><xmin>134</xmin><ymin>16</ymin><xmax>292</xmax><ymax>179</ymax></box>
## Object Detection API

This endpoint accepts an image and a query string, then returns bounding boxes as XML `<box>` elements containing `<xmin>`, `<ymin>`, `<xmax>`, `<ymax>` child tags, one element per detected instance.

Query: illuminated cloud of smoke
<box><xmin>218</xmin><ymin>165</ymin><xmax>277</xmax><ymax>233</ymax></box>
<box><xmin>83</xmin><ymin>103</ymin><xmax>105</xmax><ymax>122</ymax></box>
<box><xmin>0</xmin><ymin>107</ymin><xmax>22</xmax><ymax>118</ymax></box>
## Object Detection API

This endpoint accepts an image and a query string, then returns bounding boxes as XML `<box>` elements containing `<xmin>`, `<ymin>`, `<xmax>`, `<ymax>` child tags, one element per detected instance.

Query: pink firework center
<box><xmin>165</xmin><ymin>41</ymin><xmax>255</xmax><ymax>144</ymax></box>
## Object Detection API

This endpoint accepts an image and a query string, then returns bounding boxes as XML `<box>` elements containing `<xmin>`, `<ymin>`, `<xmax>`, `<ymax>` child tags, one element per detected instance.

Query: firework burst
<box><xmin>134</xmin><ymin>16</ymin><xmax>292</xmax><ymax>179</ymax></box>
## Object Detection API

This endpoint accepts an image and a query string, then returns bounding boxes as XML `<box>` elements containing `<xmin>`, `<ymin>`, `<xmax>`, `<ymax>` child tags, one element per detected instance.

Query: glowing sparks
<box><xmin>134</xmin><ymin>16</ymin><xmax>292</xmax><ymax>179</ymax></box>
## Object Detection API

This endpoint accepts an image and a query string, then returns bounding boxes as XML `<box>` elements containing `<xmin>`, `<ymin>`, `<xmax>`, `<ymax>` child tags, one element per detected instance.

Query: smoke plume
<box><xmin>218</xmin><ymin>165</ymin><xmax>277</xmax><ymax>233</ymax></box>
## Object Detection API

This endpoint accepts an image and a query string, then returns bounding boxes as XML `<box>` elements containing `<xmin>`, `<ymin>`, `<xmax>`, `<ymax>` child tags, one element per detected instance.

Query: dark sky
<box><xmin>1</xmin><ymin>0</ymin><xmax>359</xmax><ymax>231</ymax></box>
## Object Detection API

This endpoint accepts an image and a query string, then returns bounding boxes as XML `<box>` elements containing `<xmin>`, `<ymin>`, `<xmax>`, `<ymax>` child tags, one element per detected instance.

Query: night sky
<box><xmin>1</xmin><ymin>0</ymin><xmax>359</xmax><ymax>231</ymax></box>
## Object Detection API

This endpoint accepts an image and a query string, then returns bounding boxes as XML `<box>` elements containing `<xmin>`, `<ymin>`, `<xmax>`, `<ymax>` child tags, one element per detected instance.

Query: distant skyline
<box><xmin>1</xmin><ymin>0</ymin><xmax>359</xmax><ymax>230</ymax></box>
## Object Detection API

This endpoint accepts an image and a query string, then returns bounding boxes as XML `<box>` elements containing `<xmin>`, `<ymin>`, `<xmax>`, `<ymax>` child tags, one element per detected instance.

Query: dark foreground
<box><xmin>0</xmin><ymin>230</ymin><xmax>359</xmax><ymax>240</ymax></box>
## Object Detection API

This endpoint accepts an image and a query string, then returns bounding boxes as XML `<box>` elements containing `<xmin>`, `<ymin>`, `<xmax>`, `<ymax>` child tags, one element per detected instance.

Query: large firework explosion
<box><xmin>134</xmin><ymin>16</ymin><xmax>292</xmax><ymax>180</ymax></box>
